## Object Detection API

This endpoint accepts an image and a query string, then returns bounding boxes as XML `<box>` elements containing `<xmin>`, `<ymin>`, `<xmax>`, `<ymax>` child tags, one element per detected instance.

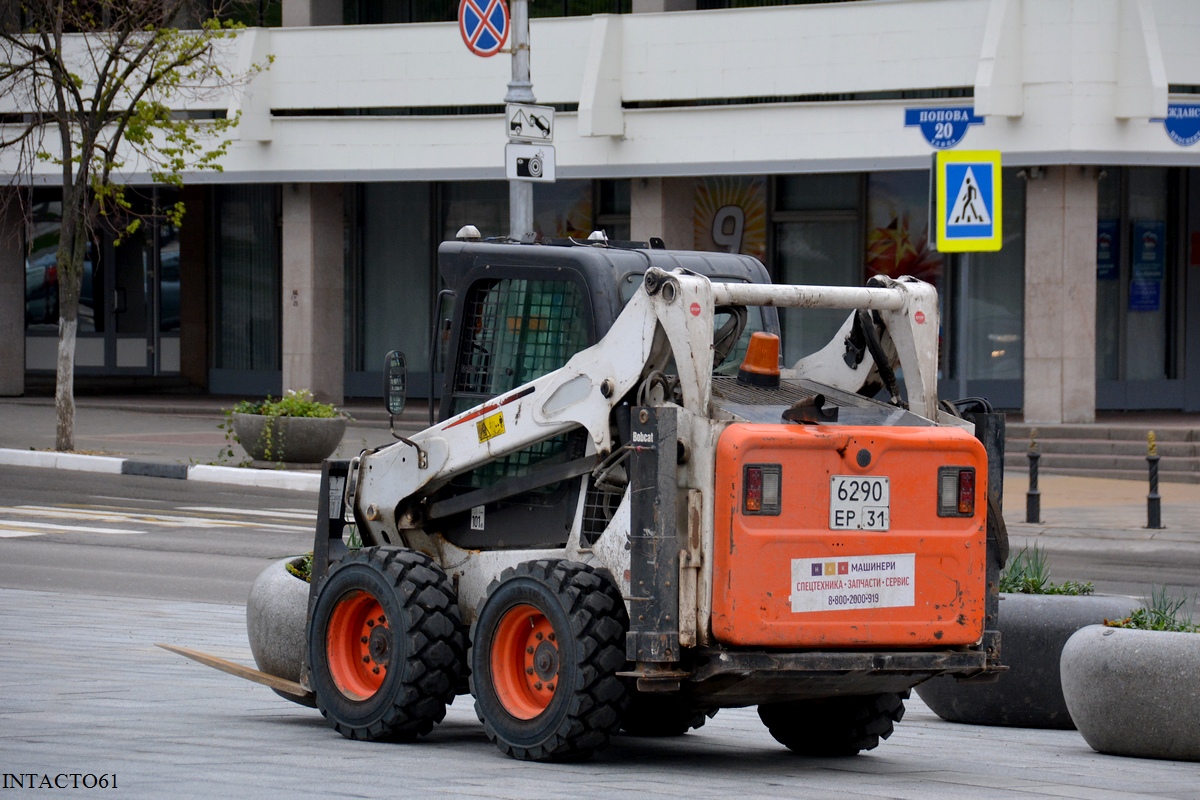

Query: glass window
<box><xmin>596</xmin><ymin>179</ymin><xmax>631</xmax><ymax>241</ymax></box>
<box><xmin>442</xmin><ymin>182</ymin><xmax>509</xmax><ymax>242</ymax></box>
<box><xmin>866</xmin><ymin>171</ymin><xmax>942</xmax><ymax>287</ymax></box>
<box><xmin>24</xmin><ymin>194</ymin><xmax>101</xmax><ymax>334</ymax></box>
<box><xmin>531</xmin><ymin>1</ymin><xmax>631</xmax><ymax>17</ymax></box>
<box><xmin>775</xmin><ymin>219</ymin><xmax>861</xmax><ymax>364</ymax></box>
<box><xmin>159</xmin><ymin>220</ymin><xmax>181</xmax><ymax>333</ymax></box>
<box><xmin>533</xmin><ymin>180</ymin><xmax>594</xmax><ymax>239</ymax></box>
<box><xmin>219</xmin><ymin>1</ymin><xmax>283</xmax><ymax>26</ymax></box>
<box><xmin>952</xmin><ymin>168</ymin><xmax>1026</xmax><ymax>381</ymax></box>
<box><xmin>777</xmin><ymin>173</ymin><xmax>859</xmax><ymax>212</ymax></box>
<box><xmin>24</xmin><ymin>197</ymin><xmax>64</xmax><ymax>332</ymax></box>
<box><xmin>1096</xmin><ymin>170</ymin><xmax>1123</xmax><ymax>380</ymax></box>
<box><xmin>1125</xmin><ymin>168</ymin><xmax>1171</xmax><ymax>380</ymax></box>
<box><xmin>214</xmin><ymin>185</ymin><xmax>280</xmax><ymax>370</ymax></box>
<box><xmin>695</xmin><ymin>176</ymin><xmax>768</xmax><ymax>263</ymax></box>
<box><xmin>357</xmin><ymin>183</ymin><xmax>433</xmax><ymax>375</ymax></box>
<box><xmin>1095</xmin><ymin>167</ymin><xmax>1176</xmax><ymax>381</ymax></box>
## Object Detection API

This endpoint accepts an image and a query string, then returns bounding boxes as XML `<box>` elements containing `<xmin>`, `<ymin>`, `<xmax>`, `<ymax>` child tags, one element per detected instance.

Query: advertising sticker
<box><xmin>791</xmin><ymin>553</ymin><xmax>916</xmax><ymax>613</ymax></box>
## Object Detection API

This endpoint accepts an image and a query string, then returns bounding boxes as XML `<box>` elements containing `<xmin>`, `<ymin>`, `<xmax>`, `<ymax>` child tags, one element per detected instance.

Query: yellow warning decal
<box><xmin>476</xmin><ymin>411</ymin><xmax>505</xmax><ymax>443</ymax></box>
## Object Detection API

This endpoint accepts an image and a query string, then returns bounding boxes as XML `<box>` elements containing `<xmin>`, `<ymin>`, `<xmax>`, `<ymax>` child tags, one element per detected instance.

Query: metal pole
<box><xmin>1025</xmin><ymin>428</ymin><xmax>1040</xmax><ymax>524</ymax></box>
<box><xmin>1147</xmin><ymin>430</ymin><xmax>1162</xmax><ymax>529</ymax></box>
<box><xmin>507</xmin><ymin>0</ymin><xmax>534</xmax><ymax>241</ymax></box>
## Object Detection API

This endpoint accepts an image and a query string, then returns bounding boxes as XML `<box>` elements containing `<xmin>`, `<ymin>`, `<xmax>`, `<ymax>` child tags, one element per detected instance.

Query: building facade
<box><xmin>3</xmin><ymin>0</ymin><xmax>1199</xmax><ymax>423</ymax></box>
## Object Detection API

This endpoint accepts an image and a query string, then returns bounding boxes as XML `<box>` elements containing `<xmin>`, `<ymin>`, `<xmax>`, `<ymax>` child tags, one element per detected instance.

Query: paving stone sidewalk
<box><xmin>2</xmin><ymin>587</ymin><xmax>1199</xmax><ymax>800</ymax></box>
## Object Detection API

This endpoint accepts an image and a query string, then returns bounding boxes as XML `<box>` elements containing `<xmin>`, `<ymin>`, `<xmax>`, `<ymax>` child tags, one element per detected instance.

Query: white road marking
<box><xmin>5</xmin><ymin>505</ymin><xmax>310</xmax><ymax>532</ymax></box>
<box><xmin>0</xmin><ymin>521</ymin><xmax>144</xmax><ymax>537</ymax></box>
<box><xmin>0</xmin><ymin>503</ymin><xmax>315</xmax><ymax>538</ymax></box>
<box><xmin>177</xmin><ymin>506</ymin><xmax>315</xmax><ymax>520</ymax></box>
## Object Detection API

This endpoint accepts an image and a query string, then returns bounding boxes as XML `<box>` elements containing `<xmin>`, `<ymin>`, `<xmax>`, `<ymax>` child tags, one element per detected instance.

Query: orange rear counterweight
<box><xmin>711</xmin><ymin>423</ymin><xmax>987</xmax><ymax>649</ymax></box>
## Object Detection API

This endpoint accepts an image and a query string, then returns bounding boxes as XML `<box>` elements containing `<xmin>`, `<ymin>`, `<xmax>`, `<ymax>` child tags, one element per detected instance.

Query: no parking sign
<box><xmin>459</xmin><ymin>0</ymin><xmax>510</xmax><ymax>58</ymax></box>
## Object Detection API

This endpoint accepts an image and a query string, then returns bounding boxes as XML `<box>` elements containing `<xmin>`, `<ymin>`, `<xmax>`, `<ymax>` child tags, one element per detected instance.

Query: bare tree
<box><xmin>0</xmin><ymin>0</ymin><xmax>268</xmax><ymax>450</ymax></box>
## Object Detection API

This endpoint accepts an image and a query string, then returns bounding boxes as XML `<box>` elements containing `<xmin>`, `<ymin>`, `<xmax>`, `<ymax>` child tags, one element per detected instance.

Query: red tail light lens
<box><xmin>957</xmin><ymin>469</ymin><xmax>975</xmax><ymax>515</ymax></box>
<box><xmin>938</xmin><ymin>466</ymin><xmax>977</xmax><ymax>517</ymax></box>
<box><xmin>743</xmin><ymin>464</ymin><xmax>781</xmax><ymax>515</ymax></box>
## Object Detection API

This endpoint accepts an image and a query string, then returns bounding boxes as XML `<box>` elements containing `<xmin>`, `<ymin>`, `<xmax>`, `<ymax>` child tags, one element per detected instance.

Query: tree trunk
<box><xmin>53</xmin><ymin>201</ymin><xmax>86</xmax><ymax>452</ymax></box>
<box><xmin>54</xmin><ymin>314</ymin><xmax>77</xmax><ymax>451</ymax></box>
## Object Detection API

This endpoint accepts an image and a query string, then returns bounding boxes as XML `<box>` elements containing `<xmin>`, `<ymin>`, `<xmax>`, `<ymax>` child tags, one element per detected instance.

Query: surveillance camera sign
<box><xmin>505</xmin><ymin>143</ymin><xmax>556</xmax><ymax>183</ymax></box>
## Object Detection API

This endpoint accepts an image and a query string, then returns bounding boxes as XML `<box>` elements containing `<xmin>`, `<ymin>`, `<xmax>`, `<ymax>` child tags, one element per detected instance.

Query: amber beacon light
<box><xmin>737</xmin><ymin>332</ymin><xmax>781</xmax><ymax>388</ymax></box>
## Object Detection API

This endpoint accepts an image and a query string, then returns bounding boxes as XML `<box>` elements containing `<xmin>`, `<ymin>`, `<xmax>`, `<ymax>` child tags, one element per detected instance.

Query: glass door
<box><xmin>24</xmin><ymin>188</ymin><xmax>181</xmax><ymax>376</ymax></box>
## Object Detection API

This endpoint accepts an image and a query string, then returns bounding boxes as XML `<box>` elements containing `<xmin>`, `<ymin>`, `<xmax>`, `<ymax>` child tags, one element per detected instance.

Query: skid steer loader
<box><xmin>282</xmin><ymin>232</ymin><xmax>1006</xmax><ymax>761</ymax></box>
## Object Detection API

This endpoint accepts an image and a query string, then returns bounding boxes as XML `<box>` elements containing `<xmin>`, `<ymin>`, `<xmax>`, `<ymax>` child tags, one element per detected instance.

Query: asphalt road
<box><xmin>0</xmin><ymin>465</ymin><xmax>316</xmax><ymax>604</ymax></box>
<box><xmin>3</xmin><ymin>467</ymin><xmax>1200</xmax><ymax>797</ymax></box>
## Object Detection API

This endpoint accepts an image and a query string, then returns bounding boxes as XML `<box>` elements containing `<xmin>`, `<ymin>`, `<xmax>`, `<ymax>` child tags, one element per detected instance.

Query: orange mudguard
<box><xmin>711</xmin><ymin>423</ymin><xmax>987</xmax><ymax>648</ymax></box>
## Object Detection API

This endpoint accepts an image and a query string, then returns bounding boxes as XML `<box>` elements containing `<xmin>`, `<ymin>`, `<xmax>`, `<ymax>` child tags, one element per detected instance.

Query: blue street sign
<box><xmin>905</xmin><ymin>106</ymin><xmax>985</xmax><ymax>149</ymax></box>
<box><xmin>1157</xmin><ymin>103</ymin><xmax>1200</xmax><ymax>146</ymax></box>
<box><xmin>459</xmin><ymin>0</ymin><xmax>509</xmax><ymax>58</ymax></box>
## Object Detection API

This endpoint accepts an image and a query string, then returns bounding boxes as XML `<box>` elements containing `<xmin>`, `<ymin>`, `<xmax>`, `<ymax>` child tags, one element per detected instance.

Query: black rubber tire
<box><xmin>757</xmin><ymin>691</ymin><xmax>909</xmax><ymax>756</ymax></box>
<box><xmin>308</xmin><ymin>546</ymin><xmax>467</xmax><ymax>742</ymax></box>
<box><xmin>470</xmin><ymin>559</ymin><xmax>629</xmax><ymax>761</ymax></box>
<box><xmin>621</xmin><ymin>694</ymin><xmax>716</xmax><ymax>737</ymax></box>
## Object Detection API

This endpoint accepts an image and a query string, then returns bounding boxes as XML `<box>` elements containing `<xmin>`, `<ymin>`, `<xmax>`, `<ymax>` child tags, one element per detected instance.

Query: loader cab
<box><xmin>418</xmin><ymin>237</ymin><xmax>780</xmax><ymax>552</ymax></box>
<box><xmin>433</xmin><ymin>238</ymin><xmax>781</xmax><ymax>423</ymax></box>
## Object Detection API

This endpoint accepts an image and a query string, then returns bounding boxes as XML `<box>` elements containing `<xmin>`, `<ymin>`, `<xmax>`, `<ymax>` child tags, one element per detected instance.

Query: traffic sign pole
<box><xmin>506</xmin><ymin>0</ymin><xmax>534</xmax><ymax>240</ymax></box>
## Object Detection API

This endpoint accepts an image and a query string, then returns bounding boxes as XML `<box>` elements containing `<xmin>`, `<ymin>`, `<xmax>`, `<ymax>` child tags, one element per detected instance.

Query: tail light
<box><xmin>938</xmin><ymin>466</ymin><xmax>976</xmax><ymax>517</ymax></box>
<box><xmin>743</xmin><ymin>464</ymin><xmax>782</xmax><ymax>515</ymax></box>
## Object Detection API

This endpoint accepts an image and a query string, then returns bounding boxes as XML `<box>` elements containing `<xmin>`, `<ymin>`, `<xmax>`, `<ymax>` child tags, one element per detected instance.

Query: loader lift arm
<box><xmin>349</xmin><ymin>267</ymin><xmax>942</xmax><ymax>549</ymax></box>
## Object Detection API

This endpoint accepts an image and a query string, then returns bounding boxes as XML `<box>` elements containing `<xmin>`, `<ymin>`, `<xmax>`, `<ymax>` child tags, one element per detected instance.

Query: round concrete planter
<box><xmin>246</xmin><ymin>557</ymin><xmax>314</xmax><ymax>707</ymax></box>
<box><xmin>233</xmin><ymin>412</ymin><xmax>346</xmax><ymax>465</ymax></box>
<box><xmin>1062</xmin><ymin>625</ymin><xmax>1200</xmax><ymax>761</ymax></box>
<box><xmin>916</xmin><ymin>593</ymin><xmax>1140</xmax><ymax>728</ymax></box>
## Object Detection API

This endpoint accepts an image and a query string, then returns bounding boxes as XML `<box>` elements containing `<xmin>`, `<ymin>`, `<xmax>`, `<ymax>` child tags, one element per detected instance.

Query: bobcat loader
<box><xmin>189</xmin><ymin>232</ymin><xmax>1008</xmax><ymax>762</ymax></box>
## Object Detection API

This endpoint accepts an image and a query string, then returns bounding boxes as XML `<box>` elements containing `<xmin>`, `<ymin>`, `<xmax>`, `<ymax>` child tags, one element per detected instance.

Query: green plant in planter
<box><xmin>223</xmin><ymin>389</ymin><xmax>347</xmax><ymax>464</ymax></box>
<box><xmin>286</xmin><ymin>553</ymin><xmax>314</xmax><ymax>582</ymax></box>
<box><xmin>283</xmin><ymin>528</ymin><xmax>363</xmax><ymax>584</ymax></box>
<box><xmin>999</xmin><ymin>545</ymin><xmax>1094</xmax><ymax>596</ymax></box>
<box><xmin>1106</xmin><ymin>586</ymin><xmax>1199</xmax><ymax>633</ymax></box>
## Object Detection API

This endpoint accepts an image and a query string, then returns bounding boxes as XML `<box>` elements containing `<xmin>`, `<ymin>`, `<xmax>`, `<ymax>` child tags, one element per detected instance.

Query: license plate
<box><xmin>829</xmin><ymin>476</ymin><xmax>890</xmax><ymax>531</ymax></box>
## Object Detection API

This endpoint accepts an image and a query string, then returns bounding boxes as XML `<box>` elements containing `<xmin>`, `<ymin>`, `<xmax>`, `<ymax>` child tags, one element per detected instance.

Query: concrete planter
<box><xmin>246</xmin><ymin>557</ymin><xmax>314</xmax><ymax>707</ymax></box>
<box><xmin>1062</xmin><ymin>625</ymin><xmax>1200</xmax><ymax>761</ymax></box>
<box><xmin>233</xmin><ymin>412</ymin><xmax>346</xmax><ymax>465</ymax></box>
<box><xmin>916</xmin><ymin>593</ymin><xmax>1140</xmax><ymax>728</ymax></box>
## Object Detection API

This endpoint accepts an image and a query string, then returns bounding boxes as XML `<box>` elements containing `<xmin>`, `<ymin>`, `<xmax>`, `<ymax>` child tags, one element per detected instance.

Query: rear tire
<box><xmin>471</xmin><ymin>559</ymin><xmax>629</xmax><ymax>761</ymax></box>
<box><xmin>621</xmin><ymin>694</ymin><xmax>716</xmax><ymax>737</ymax></box>
<box><xmin>308</xmin><ymin>547</ymin><xmax>466</xmax><ymax>741</ymax></box>
<box><xmin>757</xmin><ymin>691</ymin><xmax>908</xmax><ymax>756</ymax></box>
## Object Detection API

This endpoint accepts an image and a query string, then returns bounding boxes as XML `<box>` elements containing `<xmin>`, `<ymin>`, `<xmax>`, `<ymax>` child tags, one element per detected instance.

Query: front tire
<box><xmin>758</xmin><ymin>691</ymin><xmax>908</xmax><ymax>756</ymax></box>
<box><xmin>308</xmin><ymin>547</ymin><xmax>466</xmax><ymax>741</ymax></box>
<box><xmin>471</xmin><ymin>559</ymin><xmax>629</xmax><ymax>761</ymax></box>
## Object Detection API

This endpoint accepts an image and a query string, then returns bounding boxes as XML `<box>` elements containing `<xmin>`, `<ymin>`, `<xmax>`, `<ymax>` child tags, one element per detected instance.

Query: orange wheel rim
<box><xmin>491</xmin><ymin>603</ymin><xmax>559</xmax><ymax>720</ymax></box>
<box><xmin>327</xmin><ymin>589</ymin><xmax>389</xmax><ymax>700</ymax></box>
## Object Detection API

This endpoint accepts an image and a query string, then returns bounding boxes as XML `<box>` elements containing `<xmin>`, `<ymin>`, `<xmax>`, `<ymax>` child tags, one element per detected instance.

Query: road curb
<box><xmin>0</xmin><ymin>448</ymin><xmax>319</xmax><ymax>492</ymax></box>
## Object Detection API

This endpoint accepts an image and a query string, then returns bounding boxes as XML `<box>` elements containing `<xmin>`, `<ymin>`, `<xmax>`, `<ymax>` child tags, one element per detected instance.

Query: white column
<box><xmin>282</xmin><ymin>183</ymin><xmax>344</xmax><ymax>405</ymax></box>
<box><xmin>631</xmin><ymin>177</ymin><xmax>694</xmax><ymax>250</ymax></box>
<box><xmin>1023</xmin><ymin>166</ymin><xmax>1098</xmax><ymax>423</ymax></box>
<box><xmin>0</xmin><ymin>192</ymin><xmax>24</xmax><ymax>396</ymax></box>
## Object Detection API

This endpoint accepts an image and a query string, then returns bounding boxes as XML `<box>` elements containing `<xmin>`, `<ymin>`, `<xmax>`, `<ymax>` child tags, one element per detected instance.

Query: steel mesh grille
<box><xmin>711</xmin><ymin>375</ymin><xmax>828</xmax><ymax>406</ymax></box>
<box><xmin>581</xmin><ymin>477</ymin><xmax>623</xmax><ymax>546</ymax></box>
<box><xmin>454</xmin><ymin>278</ymin><xmax>588</xmax><ymax>397</ymax></box>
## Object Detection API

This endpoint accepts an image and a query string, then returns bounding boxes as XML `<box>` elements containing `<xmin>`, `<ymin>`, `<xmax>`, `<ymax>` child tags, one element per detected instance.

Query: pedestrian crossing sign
<box><xmin>934</xmin><ymin>150</ymin><xmax>1002</xmax><ymax>252</ymax></box>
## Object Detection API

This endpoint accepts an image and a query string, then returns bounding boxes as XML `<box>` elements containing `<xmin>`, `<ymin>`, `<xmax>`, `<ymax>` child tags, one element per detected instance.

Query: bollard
<box><xmin>1146</xmin><ymin>431</ymin><xmax>1162</xmax><ymax>529</ymax></box>
<box><xmin>1026</xmin><ymin>428</ymin><xmax>1041</xmax><ymax>524</ymax></box>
